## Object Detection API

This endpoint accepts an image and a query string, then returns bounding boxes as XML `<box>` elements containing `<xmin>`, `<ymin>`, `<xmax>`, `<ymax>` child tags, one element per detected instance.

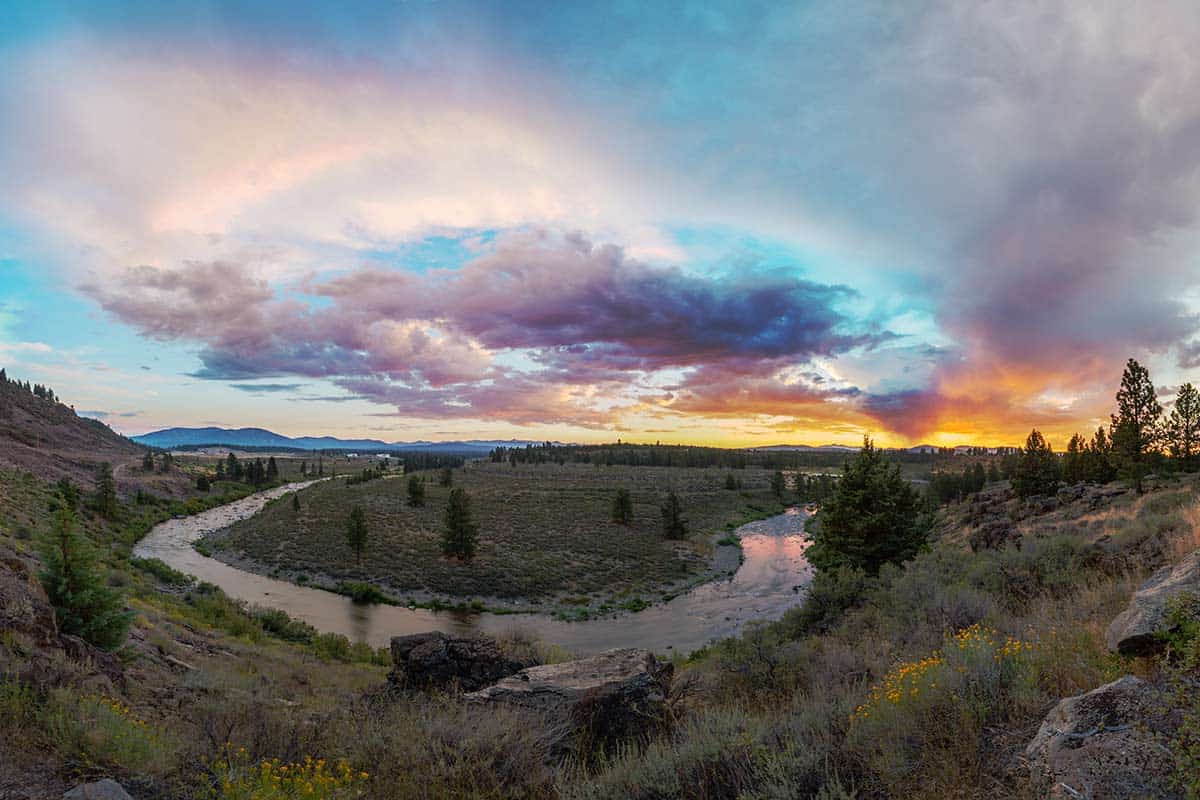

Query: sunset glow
<box><xmin>3</xmin><ymin>2</ymin><xmax>1200</xmax><ymax>447</ymax></box>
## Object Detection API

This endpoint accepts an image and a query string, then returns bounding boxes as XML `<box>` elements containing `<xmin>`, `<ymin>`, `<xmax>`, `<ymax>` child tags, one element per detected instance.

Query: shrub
<box><xmin>209</xmin><ymin>746</ymin><xmax>370</xmax><ymax>799</ymax></box>
<box><xmin>776</xmin><ymin>565</ymin><xmax>874</xmax><ymax>638</ymax></box>
<box><xmin>848</xmin><ymin>624</ymin><xmax>1039</xmax><ymax>794</ymax></box>
<box><xmin>45</xmin><ymin>691</ymin><xmax>177</xmax><ymax>777</ymax></box>
<box><xmin>130</xmin><ymin>556</ymin><xmax>193</xmax><ymax>586</ymax></box>
<box><xmin>337</xmin><ymin>581</ymin><xmax>390</xmax><ymax>605</ymax></box>
<box><xmin>559</xmin><ymin>709</ymin><xmax>772</xmax><ymax>800</ymax></box>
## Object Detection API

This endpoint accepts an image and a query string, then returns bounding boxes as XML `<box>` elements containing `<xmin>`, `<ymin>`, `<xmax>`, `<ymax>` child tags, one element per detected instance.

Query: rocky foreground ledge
<box><xmin>388</xmin><ymin>632</ymin><xmax>673</xmax><ymax>752</ymax></box>
<box><xmin>1025</xmin><ymin>542</ymin><xmax>1200</xmax><ymax>799</ymax></box>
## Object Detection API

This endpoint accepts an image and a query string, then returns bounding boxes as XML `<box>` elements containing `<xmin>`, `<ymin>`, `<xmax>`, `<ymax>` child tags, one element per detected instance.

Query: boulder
<box><xmin>1106</xmin><ymin>549</ymin><xmax>1200</xmax><ymax>654</ymax></box>
<box><xmin>465</xmin><ymin>648</ymin><xmax>673</xmax><ymax>747</ymax></box>
<box><xmin>63</xmin><ymin>779</ymin><xmax>133</xmax><ymax>800</ymax></box>
<box><xmin>388</xmin><ymin>631</ymin><xmax>533</xmax><ymax>692</ymax></box>
<box><xmin>1025</xmin><ymin>676</ymin><xmax>1179</xmax><ymax>800</ymax></box>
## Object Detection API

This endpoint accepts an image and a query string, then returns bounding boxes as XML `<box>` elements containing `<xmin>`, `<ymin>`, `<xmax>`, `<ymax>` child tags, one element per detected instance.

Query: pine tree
<box><xmin>770</xmin><ymin>471</ymin><xmax>787</xmax><ymax>502</ymax></box>
<box><xmin>1011</xmin><ymin>429</ymin><xmax>1061</xmax><ymax>498</ymax></box>
<box><xmin>406</xmin><ymin>474</ymin><xmax>426</xmax><ymax>507</ymax></box>
<box><xmin>1062</xmin><ymin>433</ymin><xmax>1087</xmax><ymax>484</ymax></box>
<box><xmin>267</xmin><ymin>456</ymin><xmax>279</xmax><ymax>482</ymax></box>
<box><xmin>1082</xmin><ymin>426</ymin><xmax>1113</xmax><ymax>483</ymax></box>
<box><xmin>37</xmin><ymin>508</ymin><xmax>132</xmax><ymax>650</ymax></box>
<box><xmin>439</xmin><ymin>468</ymin><xmax>453</xmax><ymax>487</ymax></box>
<box><xmin>986</xmin><ymin>462</ymin><xmax>1001</xmax><ymax>483</ymax></box>
<box><xmin>292</xmin><ymin>492</ymin><xmax>301</xmax><ymax>513</ymax></box>
<box><xmin>346</xmin><ymin>506</ymin><xmax>368</xmax><ymax>565</ymax></box>
<box><xmin>196</xmin><ymin>474</ymin><xmax>211</xmax><ymax>492</ymax></box>
<box><xmin>442</xmin><ymin>488</ymin><xmax>478</xmax><ymax>560</ymax></box>
<box><xmin>142</xmin><ymin>451</ymin><xmax>155</xmax><ymax>472</ymax></box>
<box><xmin>660</xmin><ymin>490</ymin><xmax>688</xmax><ymax>540</ymax></box>
<box><xmin>724</xmin><ymin>473</ymin><xmax>738</xmax><ymax>491</ymax></box>
<box><xmin>612</xmin><ymin>488</ymin><xmax>633</xmax><ymax>524</ymax></box>
<box><xmin>1111</xmin><ymin>358</ymin><xmax>1162</xmax><ymax>492</ymax></box>
<box><xmin>806</xmin><ymin>437</ymin><xmax>927</xmax><ymax>575</ymax></box>
<box><xmin>1168</xmin><ymin>382</ymin><xmax>1200</xmax><ymax>471</ymax></box>
<box><xmin>95</xmin><ymin>462</ymin><xmax>118</xmax><ymax>519</ymax></box>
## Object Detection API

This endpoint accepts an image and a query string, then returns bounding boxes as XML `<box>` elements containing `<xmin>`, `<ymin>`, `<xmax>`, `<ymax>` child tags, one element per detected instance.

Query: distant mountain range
<box><xmin>754</xmin><ymin>444</ymin><xmax>859</xmax><ymax>452</ymax></box>
<box><xmin>132</xmin><ymin>426</ymin><xmax>546</xmax><ymax>454</ymax></box>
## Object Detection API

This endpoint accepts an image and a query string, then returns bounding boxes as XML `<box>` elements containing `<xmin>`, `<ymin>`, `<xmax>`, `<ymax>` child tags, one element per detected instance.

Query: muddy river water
<box><xmin>134</xmin><ymin>481</ymin><xmax>813</xmax><ymax>656</ymax></box>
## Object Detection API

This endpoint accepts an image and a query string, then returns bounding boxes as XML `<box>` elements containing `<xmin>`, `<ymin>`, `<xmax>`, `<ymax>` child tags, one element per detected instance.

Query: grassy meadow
<box><xmin>205</xmin><ymin>461</ymin><xmax>787</xmax><ymax>610</ymax></box>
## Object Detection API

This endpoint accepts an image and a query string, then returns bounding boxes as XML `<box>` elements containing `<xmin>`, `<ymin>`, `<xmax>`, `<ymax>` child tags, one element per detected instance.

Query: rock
<box><xmin>388</xmin><ymin>631</ymin><xmax>534</xmax><ymax>692</ymax></box>
<box><xmin>0</xmin><ymin>554</ymin><xmax>58</xmax><ymax>647</ymax></box>
<box><xmin>1106</xmin><ymin>549</ymin><xmax>1200</xmax><ymax>654</ymax></box>
<box><xmin>1025</xmin><ymin>676</ymin><xmax>1179</xmax><ymax>800</ymax></box>
<box><xmin>63</xmin><ymin>779</ymin><xmax>133</xmax><ymax>800</ymax></box>
<box><xmin>465</xmin><ymin>648</ymin><xmax>673</xmax><ymax>748</ymax></box>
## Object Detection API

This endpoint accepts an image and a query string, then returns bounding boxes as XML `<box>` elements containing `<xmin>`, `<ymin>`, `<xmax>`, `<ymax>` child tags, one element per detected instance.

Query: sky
<box><xmin>2</xmin><ymin>1</ymin><xmax>1200</xmax><ymax>448</ymax></box>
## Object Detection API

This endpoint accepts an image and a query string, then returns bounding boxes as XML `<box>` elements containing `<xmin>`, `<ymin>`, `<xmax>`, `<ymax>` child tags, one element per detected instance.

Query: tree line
<box><xmin>0</xmin><ymin>368</ymin><xmax>60</xmax><ymax>403</ymax></box>
<box><xmin>1010</xmin><ymin>358</ymin><xmax>1198</xmax><ymax>497</ymax></box>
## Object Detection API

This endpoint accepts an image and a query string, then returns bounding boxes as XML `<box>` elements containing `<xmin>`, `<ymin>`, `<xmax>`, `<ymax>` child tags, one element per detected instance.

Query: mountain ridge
<box><xmin>132</xmin><ymin>426</ymin><xmax>551</xmax><ymax>453</ymax></box>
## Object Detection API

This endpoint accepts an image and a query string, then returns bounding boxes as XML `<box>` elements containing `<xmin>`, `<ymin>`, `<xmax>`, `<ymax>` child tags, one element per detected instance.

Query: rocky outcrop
<box><xmin>0</xmin><ymin>546</ymin><xmax>123</xmax><ymax>691</ymax></box>
<box><xmin>0</xmin><ymin>553</ymin><xmax>58</xmax><ymax>648</ymax></box>
<box><xmin>63</xmin><ymin>779</ymin><xmax>133</xmax><ymax>800</ymax></box>
<box><xmin>1025</xmin><ymin>676</ymin><xmax>1179</xmax><ymax>800</ymax></box>
<box><xmin>1106</xmin><ymin>549</ymin><xmax>1200</xmax><ymax>654</ymax></box>
<box><xmin>388</xmin><ymin>631</ymin><xmax>534</xmax><ymax>692</ymax></box>
<box><xmin>466</xmin><ymin>648</ymin><xmax>673</xmax><ymax>748</ymax></box>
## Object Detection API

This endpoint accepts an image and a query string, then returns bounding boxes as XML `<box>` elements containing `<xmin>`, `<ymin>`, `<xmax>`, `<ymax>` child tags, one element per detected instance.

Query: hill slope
<box><xmin>0</xmin><ymin>376</ymin><xmax>143</xmax><ymax>483</ymax></box>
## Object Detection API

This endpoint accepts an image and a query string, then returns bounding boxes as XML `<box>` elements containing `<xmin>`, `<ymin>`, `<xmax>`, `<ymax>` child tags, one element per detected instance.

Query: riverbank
<box><xmin>135</xmin><ymin>482</ymin><xmax>813</xmax><ymax>655</ymax></box>
<box><xmin>194</xmin><ymin>462</ymin><xmax>789</xmax><ymax>618</ymax></box>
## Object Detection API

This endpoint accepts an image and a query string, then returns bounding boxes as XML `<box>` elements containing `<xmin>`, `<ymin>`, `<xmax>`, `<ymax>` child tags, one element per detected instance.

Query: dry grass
<box><xmin>209</xmin><ymin>462</ymin><xmax>784</xmax><ymax>608</ymax></box>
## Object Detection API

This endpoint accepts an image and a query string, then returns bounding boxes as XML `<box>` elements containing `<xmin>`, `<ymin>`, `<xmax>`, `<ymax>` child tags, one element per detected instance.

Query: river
<box><xmin>133</xmin><ymin>481</ymin><xmax>814</xmax><ymax>656</ymax></box>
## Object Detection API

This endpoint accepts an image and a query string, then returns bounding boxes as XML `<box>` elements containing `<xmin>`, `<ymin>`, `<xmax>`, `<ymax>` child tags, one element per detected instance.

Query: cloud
<box><xmin>80</xmin><ymin>230</ymin><xmax>880</xmax><ymax>427</ymax></box>
<box><xmin>229</xmin><ymin>383</ymin><xmax>303</xmax><ymax>393</ymax></box>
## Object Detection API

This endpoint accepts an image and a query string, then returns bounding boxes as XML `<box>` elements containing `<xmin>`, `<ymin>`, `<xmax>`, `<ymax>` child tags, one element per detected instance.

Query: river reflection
<box><xmin>135</xmin><ymin>483</ymin><xmax>813</xmax><ymax>656</ymax></box>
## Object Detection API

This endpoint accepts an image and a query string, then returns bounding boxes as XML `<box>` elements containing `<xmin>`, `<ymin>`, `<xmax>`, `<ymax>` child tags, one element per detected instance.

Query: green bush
<box><xmin>130</xmin><ymin>556</ymin><xmax>192</xmax><ymax>586</ymax></box>
<box><xmin>337</xmin><ymin>581</ymin><xmax>390</xmax><ymax>605</ymax></box>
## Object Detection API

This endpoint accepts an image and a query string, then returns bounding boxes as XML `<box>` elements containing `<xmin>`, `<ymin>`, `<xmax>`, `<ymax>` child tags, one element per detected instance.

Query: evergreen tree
<box><xmin>660</xmin><ymin>490</ymin><xmax>688</xmax><ymax>540</ymax></box>
<box><xmin>806</xmin><ymin>437</ymin><xmax>927</xmax><ymax>575</ymax></box>
<box><xmin>300</xmin><ymin>461</ymin><xmax>307</xmax><ymax>477</ymax></box>
<box><xmin>1062</xmin><ymin>433</ymin><xmax>1087</xmax><ymax>484</ymax></box>
<box><xmin>439</xmin><ymin>467</ymin><xmax>454</xmax><ymax>487</ymax></box>
<box><xmin>196</xmin><ymin>474</ymin><xmax>211</xmax><ymax>492</ymax></box>
<box><xmin>292</xmin><ymin>492</ymin><xmax>301</xmax><ymax>513</ymax></box>
<box><xmin>226</xmin><ymin>452</ymin><xmax>242</xmax><ymax>481</ymax></box>
<box><xmin>986</xmin><ymin>462</ymin><xmax>1001</xmax><ymax>483</ymax></box>
<box><xmin>94</xmin><ymin>462</ymin><xmax>118</xmax><ymax>519</ymax></box>
<box><xmin>1111</xmin><ymin>358</ymin><xmax>1162</xmax><ymax>492</ymax></box>
<box><xmin>1011</xmin><ymin>429</ymin><xmax>1061</xmax><ymax>498</ymax></box>
<box><xmin>346</xmin><ymin>506</ymin><xmax>368</xmax><ymax>565</ymax></box>
<box><xmin>724</xmin><ymin>473</ymin><xmax>738</xmax><ymax>491</ymax></box>
<box><xmin>442</xmin><ymin>488</ymin><xmax>478</xmax><ymax>560</ymax></box>
<box><xmin>158</xmin><ymin>452</ymin><xmax>173</xmax><ymax>473</ymax></box>
<box><xmin>1085</xmin><ymin>426</ymin><xmax>1117</xmax><ymax>483</ymax></box>
<box><xmin>406</xmin><ymin>474</ymin><xmax>426</xmax><ymax>507</ymax></box>
<box><xmin>142</xmin><ymin>451</ymin><xmax>155</xmax><ymax>472</ymax></box>
<box><xmin>1168</xmin><ymin>382</ymin><xmax>1200</xmax><ymax>471</ymax></box>
<box><xmin>612</xmin><ymin>488</ymin><xmax>633</xmax><ymax>524</ymax></box>
<box><xmin>770</xmin><ymin>471</ymin><xmax>787</xmax><ymax>502</ymax></box>
<box><xmin>267</xmin><ymin>456</ymin><xmax>279</xmax><ymax>482</ymax></box>
<box><xmin>37</xmin><ymin>508</ymin><xmax>131</xmax><ymax>650</ymax></box>
<box><xmin>215</xmin><ymin>459</ymin><xmax>226</xmax><ymax>480</ymax></box>
<box><xmin>56</xmin><ymin>477</ymin><xmax>79</xmax><ymax>510</ymax></box>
